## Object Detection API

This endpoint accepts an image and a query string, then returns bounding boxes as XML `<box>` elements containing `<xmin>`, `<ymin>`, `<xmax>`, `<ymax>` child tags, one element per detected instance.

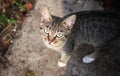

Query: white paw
<box><xmin>82</xmin><ymin>56</ymin><xmax>95</xmax><ymax>63</ymax></box>
<box><xmin>58</xmin><ymin>61</ymin><xmax>66</xmax><ymax>67</ymax></box>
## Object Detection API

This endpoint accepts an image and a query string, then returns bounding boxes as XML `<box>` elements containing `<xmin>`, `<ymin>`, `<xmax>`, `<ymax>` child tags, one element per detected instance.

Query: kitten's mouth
<box><xmin>43</xmin><ymin>38</ymin><xmax>64</xmax><ymax>47</ymax></box>
<box><xmin>48</xmin><ymin>41</ymin><xmax>56</xmax><ymax>45</ymax></box>
<box><xmin>43</xmin><ymin>40</ymin><xmax>56</xmax><ymax>46</ymax></box>
<box><xmin>46</xmin><ymin>41</ymin><xmax>61</xmax><ymax>47</ymax></box>
<box><xmin>48</xmin><ymin>40</ymin><xmax>57</xmax><ymax>44</ymax></box>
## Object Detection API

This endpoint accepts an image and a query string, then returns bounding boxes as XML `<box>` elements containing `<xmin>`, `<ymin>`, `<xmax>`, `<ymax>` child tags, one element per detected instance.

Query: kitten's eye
<box><xmin>56</xmin><ymin>33</ymin><xmax>63</xmax><ymax>38</ymax></box>
<box><xmin>44</xmin><ymin>28</ymin><xmax>49</xmax><ymax>34</ymax></box>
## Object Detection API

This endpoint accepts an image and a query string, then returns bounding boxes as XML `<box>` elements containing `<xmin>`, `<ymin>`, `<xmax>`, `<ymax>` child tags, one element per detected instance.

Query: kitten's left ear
<box><xmin>40</xmin><ymin>7</ymin><xmax>53</xmax><ymax>22</ymax></box>
<box><xmin>62</xmin><ymin>15</ymin><xmax>76</xmax><ymax>30</ymax></box>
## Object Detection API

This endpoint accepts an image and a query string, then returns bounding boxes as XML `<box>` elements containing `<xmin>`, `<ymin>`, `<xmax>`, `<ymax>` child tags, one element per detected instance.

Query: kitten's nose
<box><xmin>48</xmin><ymin>37</ymin><xmax>56</xmax><ymax>44</ymax></box>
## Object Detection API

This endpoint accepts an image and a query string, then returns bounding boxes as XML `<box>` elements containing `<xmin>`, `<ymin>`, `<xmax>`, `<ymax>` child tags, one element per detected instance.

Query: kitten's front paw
<box><xmin>58</xmin><ymin>60</ymin><xmax>67</xmax><ymax>67</ymax></box>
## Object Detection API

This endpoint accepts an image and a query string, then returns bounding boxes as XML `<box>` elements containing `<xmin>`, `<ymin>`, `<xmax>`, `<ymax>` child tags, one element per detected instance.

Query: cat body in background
<box><xmin>39</xmin><ymin>7</ymin><xmax>120</xmax><ymax>67</ymax></box>
<box><xmin>65</xmin><ymin>37</ymin><xmax>120</xmax><ymax>76</ymax></box>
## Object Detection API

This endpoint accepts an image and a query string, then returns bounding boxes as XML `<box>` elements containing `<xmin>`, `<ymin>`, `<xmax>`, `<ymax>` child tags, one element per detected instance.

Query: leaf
<box><xmin>7</xmin><ymin>19</ymin><xmax>16</xmax><ymax>24</ymax></box>
<box><xmin>26</xmin><ymin>2</ymin><xmax>33</xmax><ymax>11</ymax></box>
<box><xmin>2</xmin><ymin>40</ymin><xmax>10</xmax><ymax>46</ymax></box>
<box><xmin>0</xmin><ymin>13</ymin><xmax>7</xmax><ymax>22</ymax></box>
<box><xmin>27</xmin><ymin>70</ymin><xmax>35</xmax><ymax>76</ymax></box>
<box><xmin>0</xmin><ymin>13</ymin><xmax>8</xmax><ymax>26</ymax></box>
<box><xmin>14</xmin><ymin>2</ymin><xmax>26</xmax><ymax>11</ymax></box>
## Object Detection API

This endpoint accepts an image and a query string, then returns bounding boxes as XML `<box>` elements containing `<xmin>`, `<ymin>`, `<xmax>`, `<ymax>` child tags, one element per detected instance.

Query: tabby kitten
<box><xmin>39</xmin><ymin>7</ymin><xmax>120</xmax><ymax>67</ymax></box>
<box><xmin>39</xmin><ymin>7</ymin><xmax>76</xmax><ymax>67</ymax></box>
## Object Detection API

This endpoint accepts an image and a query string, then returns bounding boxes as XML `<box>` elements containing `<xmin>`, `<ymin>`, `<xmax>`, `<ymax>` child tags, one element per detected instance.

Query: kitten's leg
<box><xmin>58</xmin><ymin>53</ymin><xmax>71</xmax><ymax>67</ymax></box>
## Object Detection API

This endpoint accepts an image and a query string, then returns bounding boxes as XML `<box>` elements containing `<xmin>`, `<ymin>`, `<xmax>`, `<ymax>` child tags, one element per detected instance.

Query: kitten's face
<box><xmin>40</xmin><ymin>21</ymin><xmax>68</xmax><ymax>49</ymax></box>
<box><xmin>39</xmin><ymin>7</ymin><xmax>76</xmax><ymax>50</ymax></box>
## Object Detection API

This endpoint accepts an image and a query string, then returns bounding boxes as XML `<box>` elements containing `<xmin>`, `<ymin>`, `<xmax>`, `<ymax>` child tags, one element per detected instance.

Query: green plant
<box><xmin>14</xmin><ymin>2</ymin><xmax>26</xmax><ymax>11</ymax></box>
<box><xmin>0</xmin><ymin>13</ymin><xmax>7</xmax><ymax>25</ymax></box>
<box><xmin>27</xmin><ymin>70</ymin><xmax>35</xmax><ymax>76</ymax></box>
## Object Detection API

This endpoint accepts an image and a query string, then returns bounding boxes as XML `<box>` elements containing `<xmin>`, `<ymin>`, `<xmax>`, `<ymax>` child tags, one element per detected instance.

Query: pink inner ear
<box><xmin>40</xmin><ymin>15</ymin><xmax>45</xmax><ymax>22</ymax></box>
<box><xmin>64</xmin><ymin>15</ymin><xmax>76</xmax><ymax>30</ymax></box>
<box><xmin>41</xmin><ymin>14</ymin><xmax>50</xmax><ymax>22</ymax></box>
<box><xmin>67</xmin><ymin>25</ymin><xmax>73</xmax><ymax>30</ymax></box>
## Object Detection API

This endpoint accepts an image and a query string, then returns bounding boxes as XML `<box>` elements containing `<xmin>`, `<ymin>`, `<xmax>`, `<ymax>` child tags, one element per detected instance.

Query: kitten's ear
<box><xmin>40</xmin><ymin>7</ymin><xmax>52</xmax><ymax>22</ymax></box>
<box><xmin>62</xmin><ymin>15</ymin><xmax>76</xmax><ymax>30</ymax></box>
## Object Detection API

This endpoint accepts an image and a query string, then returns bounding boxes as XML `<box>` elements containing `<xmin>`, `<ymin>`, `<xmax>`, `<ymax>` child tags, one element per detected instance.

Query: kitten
<box><xmin>39</xmin><ymin>7</ymin><xmax>72</xmax><ymax>51</ymax></box>
<box><xmin>39</xmin><ymin>7</ymin><xmax>120</xmax><ymax>67</ymax></box>
<box><xmin>65</xmin><ymin>37</ymin><xmax>120</xmax><ymax>76</ymax></box>
<box><xmin>39</xmin><ymin>7</ymin><xmax>75</xmax><ymax>67</ymax></box>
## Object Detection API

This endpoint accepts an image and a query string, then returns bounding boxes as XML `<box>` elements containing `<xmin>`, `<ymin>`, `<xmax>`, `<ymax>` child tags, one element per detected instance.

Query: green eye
<box><xmin>44</xmin><ymin>28</ymin><xmax>49</xmax><ymax>34</ymax></box>
<box><xmin>56</xmin><ymin>33</ymin><xmax>63</xmax><ymax>38</ymax></box>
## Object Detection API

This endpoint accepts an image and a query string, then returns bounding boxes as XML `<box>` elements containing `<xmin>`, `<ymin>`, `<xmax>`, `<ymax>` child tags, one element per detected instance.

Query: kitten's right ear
<box><xmin>62</xmin><ymin>15</ymin><xmax>76</xmax><ymax>30</ymax></box>
<box><xmin>40</xmin><ymin>7</ymin><xmax>53</xmax><ymax>22</ymax></box>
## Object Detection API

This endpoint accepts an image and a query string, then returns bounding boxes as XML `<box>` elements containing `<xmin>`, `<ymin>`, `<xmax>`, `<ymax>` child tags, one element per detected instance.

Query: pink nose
<box><xmin>48</xmin><ymin>37</ymin><xmax>56</xmax><ymax>44</ymax></box>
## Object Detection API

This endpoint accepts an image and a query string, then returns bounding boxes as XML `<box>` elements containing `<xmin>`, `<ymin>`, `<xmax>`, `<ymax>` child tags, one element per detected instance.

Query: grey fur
<box><xmin>63</xmin><ymin>11</ymin><xmax>120</xmax><ymax>55</ymax></box>
<box><xmin>65</xmin><ymin>37</ymin><xmax>120</xmax><ymax>76</ymax></box>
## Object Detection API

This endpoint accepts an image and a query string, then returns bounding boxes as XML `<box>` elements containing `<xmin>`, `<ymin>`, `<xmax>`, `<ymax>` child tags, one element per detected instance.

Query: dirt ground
<box><xmin>0</xmin><ymin>0</ymin><xmax>103</xmax><ymax>76</ymax></box>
